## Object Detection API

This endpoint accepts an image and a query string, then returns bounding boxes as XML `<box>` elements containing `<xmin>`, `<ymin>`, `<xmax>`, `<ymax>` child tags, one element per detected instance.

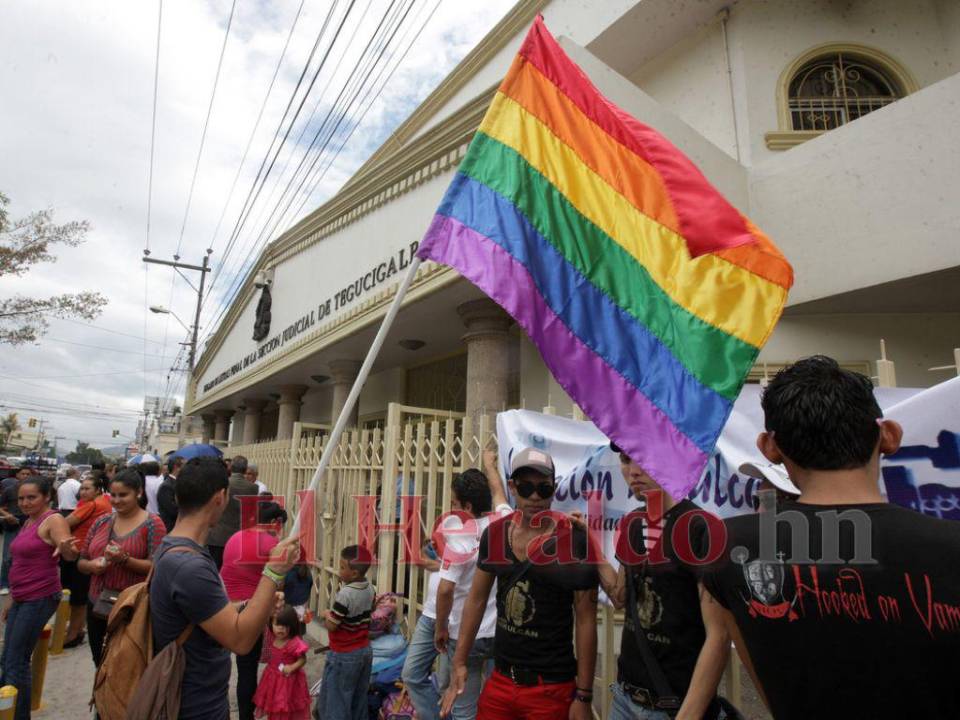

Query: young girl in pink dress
<box><xmin>253</xmin><ymin>605</ymin><xmax>312</xmax><ymax>720</ymax></box>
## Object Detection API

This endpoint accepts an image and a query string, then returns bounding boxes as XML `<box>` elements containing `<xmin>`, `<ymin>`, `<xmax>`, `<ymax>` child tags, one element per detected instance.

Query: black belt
<box><xmin>620</xmin><ymin>683</ymin><xmax>721</xmax><ymax>719</ymax></box>
<box><xmin>494</xmin><ymin>659</ymin><xmax>573</xmax><ymax>687</ymax></box>
<box><xmin>620</xmin><ymin>682</ymin><xmax>658</xmax><ymax>708</ymax></box>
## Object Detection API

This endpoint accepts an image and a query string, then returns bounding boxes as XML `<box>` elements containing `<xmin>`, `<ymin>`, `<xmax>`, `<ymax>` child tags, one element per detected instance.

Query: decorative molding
<box><xmin>191</xmin><ymin>263</ymin><xmax>460</xmax><ymax>413</ymax></box>
<box><xmin>193</xmin><ymin>85</ymin><xmax>497</xmax><ymax>386</ymax></box>
<box><xmin>345</xmin><ymin>0</ymin><xmax>549</xmax><ymax>181</ymax></box>
<box><xmin>769</xmin><ymin>41</ymin><xmax>919</xmax><ymax>150</ymax></box>
<box><xmin>764</xmin><ymin>130</ymin><xmax>822</xmax><ymax>150</ymax></box>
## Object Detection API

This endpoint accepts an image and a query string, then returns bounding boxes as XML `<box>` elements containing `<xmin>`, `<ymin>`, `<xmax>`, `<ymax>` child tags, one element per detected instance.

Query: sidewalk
<box><xmin>20</xmin><ymin>628</ymin><xmax>328</xmax><ymax>719</ymax></box>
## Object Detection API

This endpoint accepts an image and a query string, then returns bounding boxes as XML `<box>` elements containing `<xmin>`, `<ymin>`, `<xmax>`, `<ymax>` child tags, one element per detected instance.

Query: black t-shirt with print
<box><xmin>701</xmin><ymin>502</ymin><xmax>960</xmax><ymax>720</ymax></box>
<box><xmin>615</xmin><ymin>499</ymin><xmax>714</xmax><ymax>700</ymax></box>
<box><xmin>477</xmin><ymin>514</ymin><xmax>599</xmax><ymax>679</ymax></box>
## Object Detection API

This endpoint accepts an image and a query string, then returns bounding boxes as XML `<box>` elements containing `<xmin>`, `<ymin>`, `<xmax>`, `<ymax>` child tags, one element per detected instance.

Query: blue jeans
<box><xmin>0</xmin><ymin>527</ymin><xmax>18</xmax><ymax>590</ymax></box>
<box><xmin>1</xmin><ymin>593</ymin><xmax>60</xmax><ymax>720</ymax></box>
<box><xmin>445</xmin><ymin>635</ymin><xmax>494</xmax><ymax>720</ymax></box>
<box><xmin>610</xmin><ymin>684</ymin><xmax>726</xmax><ymax>720</ymax></box>
<box><xmin>318</xmin><ymin>645</ymin><xmax>372</xmax><ymax>720</ymax></box>
<box><xmin>401</xmin><ymin>615</ymin><xmax>448</xmax><ymax>720</ymax></box>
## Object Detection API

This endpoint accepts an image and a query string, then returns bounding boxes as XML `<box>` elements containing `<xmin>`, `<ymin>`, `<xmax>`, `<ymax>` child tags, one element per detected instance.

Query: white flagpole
<box><xmin>288</xmin><ymin>257</ymin><xmax>422</xmax><ymax>537</ymax></box>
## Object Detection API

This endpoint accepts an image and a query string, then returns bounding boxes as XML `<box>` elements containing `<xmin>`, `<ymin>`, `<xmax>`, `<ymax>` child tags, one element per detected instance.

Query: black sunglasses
<box><xmin>514</xmin><ymin>477</ymin><xmax>555</xmax><ymax>499</ymax></box>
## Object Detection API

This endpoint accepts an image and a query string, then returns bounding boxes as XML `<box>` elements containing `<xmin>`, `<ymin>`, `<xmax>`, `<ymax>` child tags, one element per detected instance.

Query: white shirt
<box><xmin>255</xmin><ymin>480</ymin><xmax>268</xmax><ymax>495</ymax></box>
<box><xmin>439</xmin><ymin>503</ymin><xmax>512</xmax><ymax>640</ymax></box>
<box><xmin>57</xmin><ymin>478</ymin><xmax>81</xmax><ymax>511</ymax></box>
<box><xmin>144</xmin><ymin>475</ymin><xmax>163</xmax><ymax>514</ymax></box>
<box><xmin>421</xmin><ymin>570</ymin><xmax>441</xmax><ymax>619</ymax></box>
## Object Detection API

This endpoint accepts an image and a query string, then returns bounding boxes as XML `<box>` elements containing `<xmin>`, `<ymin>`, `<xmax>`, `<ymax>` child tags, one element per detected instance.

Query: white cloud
<box><xmin>0</xmin><ymin>0</ymin><xmax>514</xmax><ymax>451</ymax></box>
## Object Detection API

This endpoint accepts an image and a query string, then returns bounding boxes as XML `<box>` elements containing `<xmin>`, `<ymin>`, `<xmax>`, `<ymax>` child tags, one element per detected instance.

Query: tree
<box><xmin>0</xmin><ymin>412</ymin><xmax>19</xmax><ymax>450</ymax></box>
<box><xmin>0</xmin><ymin>192</ymin><xmax>107</xmax><ymax>345</ymax></box>
<box><xmin>65</xmin><ymin>441</ymin><xmax>105</xmax><ymax>466</ymax></box>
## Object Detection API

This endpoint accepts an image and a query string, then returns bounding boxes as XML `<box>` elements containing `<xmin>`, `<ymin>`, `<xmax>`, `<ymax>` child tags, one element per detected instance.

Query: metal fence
<box><xmin>228</xmin><ymin>403</ymin><xmax>707</xmax><ymax>718</ymax></box>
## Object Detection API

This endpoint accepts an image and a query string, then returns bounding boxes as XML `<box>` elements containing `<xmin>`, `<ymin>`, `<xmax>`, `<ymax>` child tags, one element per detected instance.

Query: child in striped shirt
<box><xmin>318</xmin><ymin>545</ymin><xmax>376</xmax><ymax>720</ymax></box>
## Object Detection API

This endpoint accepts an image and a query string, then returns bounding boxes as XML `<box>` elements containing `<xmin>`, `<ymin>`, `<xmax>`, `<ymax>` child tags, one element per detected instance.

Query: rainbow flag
<box><xmin>417</xmin><ymin>17</ymin><xmax>793</xmax><ymax>498</ymax></box>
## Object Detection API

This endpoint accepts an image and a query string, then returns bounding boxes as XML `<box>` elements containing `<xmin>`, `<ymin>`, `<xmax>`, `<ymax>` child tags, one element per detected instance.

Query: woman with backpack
<box><xmin>78</xmin><ymin>468</ymin><xmax>166</xmax><ymax>665</ymax></box>
<box><xmin>0</xmin><ymin>475</ymin><xmax>79</xmax><ymax>720</ymax></box>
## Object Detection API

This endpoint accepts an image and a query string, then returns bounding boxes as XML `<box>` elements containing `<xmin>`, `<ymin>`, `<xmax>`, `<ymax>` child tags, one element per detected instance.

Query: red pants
<box><xmin>477</xmin><ymin>669</ymin><xmax>575</xmax><ymax>719</ymax></box>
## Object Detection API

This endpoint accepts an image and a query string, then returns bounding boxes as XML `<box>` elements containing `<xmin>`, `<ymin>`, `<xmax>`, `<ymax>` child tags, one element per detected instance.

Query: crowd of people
<box><xmin>0</xmin><ymin>355</ymin><xmax>958</xmax><ymax>720</ymax></box>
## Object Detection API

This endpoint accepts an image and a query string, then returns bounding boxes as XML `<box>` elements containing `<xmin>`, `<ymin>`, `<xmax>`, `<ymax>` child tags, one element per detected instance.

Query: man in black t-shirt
<box><xmin>702</xmin><ymin>356</ymin><xmax>960</xmax><ymax>719</ymax></box>
<box><xmin>441</xmin><ymin>448</ymin><xmax>599</xmax><ymax>720</ymax></box>
<box><xmin>582</xmin><ymin>443</ymin><xmax>728</xmax><ymax>719</ymax></box>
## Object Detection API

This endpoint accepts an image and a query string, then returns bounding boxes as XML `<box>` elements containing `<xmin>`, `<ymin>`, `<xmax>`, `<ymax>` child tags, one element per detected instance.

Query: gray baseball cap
<box><xmin>509</xmin><ymin>447</ymin><xmax>555</xmax><ymax>479</ymax></box>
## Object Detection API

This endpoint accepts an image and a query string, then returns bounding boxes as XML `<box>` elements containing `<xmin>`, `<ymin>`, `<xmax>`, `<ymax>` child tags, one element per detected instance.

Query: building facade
<box><xmin>189</xmin><ymin>0</ymin><xmax>960</xmax><ymax>444</ymax></box>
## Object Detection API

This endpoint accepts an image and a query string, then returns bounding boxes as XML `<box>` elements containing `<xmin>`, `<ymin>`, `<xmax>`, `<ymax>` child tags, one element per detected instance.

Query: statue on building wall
<box><xmin>253</xmin><ymin>284</ymin><xmax>272</xmax><ymax>342</ymax></box>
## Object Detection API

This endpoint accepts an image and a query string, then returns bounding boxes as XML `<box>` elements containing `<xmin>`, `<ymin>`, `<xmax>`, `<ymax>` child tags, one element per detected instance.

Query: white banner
<box><xmin>496</xmin><ymin>380</ymin><xmax>959</xmax><ymax>522</ymax></box>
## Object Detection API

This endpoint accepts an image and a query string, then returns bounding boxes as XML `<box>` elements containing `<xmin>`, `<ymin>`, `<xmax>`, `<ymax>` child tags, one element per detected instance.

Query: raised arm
<box><xmin>200</xmin><ymin>537</ymin><xmax>298</xmax><ymax>655</ymax></box>
<box><xmin>483</xmin><ymin>448</ymin><xmax>508</xmax><ymax>509</ymax></box>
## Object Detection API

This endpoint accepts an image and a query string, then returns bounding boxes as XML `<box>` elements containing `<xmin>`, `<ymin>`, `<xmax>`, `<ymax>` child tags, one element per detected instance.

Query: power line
<box><xmin>43</xmin><ymin>337</ymin><xmax>177</xmax><ymax>355</ymax></box>
<box><xmin>205</xmin><ymin>0</ymin><xmax>307</xmax><ymax>267</ymax></box>
<box><xmin>144</xmin><ymin>0</ymin><xmax>163</xmax><ymax>255</ymax></box>
<box><xmin>203</xmin><ymin>0</ymin><xmax>406</xmax><ymax>339</ymax></box>
<box><xmin>203</xmin><ymin>0</ymin><xmax>352</xmax><ymax>315</ymax></box>
<box><xmin>0</xmin><ymin>368</ymin><xmax>169</xmax><ymax>381</ymax></box>
<box><xmin>174</xmin><ymin>0</ymin><xmax>238</xmax><ymax>257</ymax></box>
<box><xmin>56</xmin><ymin>318</ymin><xmax>165</xmax><ymax>344</ymax></box>
<box><xmin>263</xmin><ymin>0</ymin><xmax>417</xmax><ymax>239</ymax></box>
<box><xmin>285</xmin><ymin>0</ymin><xmax>441</xmax><ymax>228</ymax></box>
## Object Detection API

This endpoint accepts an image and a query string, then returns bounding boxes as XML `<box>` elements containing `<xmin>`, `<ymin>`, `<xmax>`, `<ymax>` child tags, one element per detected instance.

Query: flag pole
<box><xmin>288</xmin><ymin>257</ymin><xmax>422</xmax><ymax>537</ymax></box>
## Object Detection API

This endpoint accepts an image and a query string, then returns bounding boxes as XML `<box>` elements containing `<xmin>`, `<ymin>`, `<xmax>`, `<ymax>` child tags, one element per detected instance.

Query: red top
<box><xmin>220</xmin><ymin>528</ymin><xmax>279</xmax><ymax>601</ymax></box>
<box><xmin>9</xmin><ymin>510</ymin><xmax>60</xmax><ymax>601</ymax></box>
<box><xmin>82</xmin><ymin>513</ymin><xmax>166</xmax><ymax>599</ymax></box>
<box><xmin>71</xmin><ymin>495</ymin><xmax>113</xmax><ymax>546</ymax></box>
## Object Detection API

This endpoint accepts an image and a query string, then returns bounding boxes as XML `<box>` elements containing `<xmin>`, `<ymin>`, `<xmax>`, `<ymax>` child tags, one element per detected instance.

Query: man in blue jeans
<box><xmin>401</xmin><ymin>538</ymin><xmax>447</xmax><ymax>720</ymax></box>
<box><xmin>434</xmin><ymin>452</ymin><xmax>512</xmax><ymax>720</ymax></box>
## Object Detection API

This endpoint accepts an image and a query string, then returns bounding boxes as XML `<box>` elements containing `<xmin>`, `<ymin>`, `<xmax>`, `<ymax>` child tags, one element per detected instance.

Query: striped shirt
<box><xmin>82</xmin><ymin>512</ymin><xmax>166</xmax><ymax>599</ymax></box>
<box><xmin>329</xmin><ymin>579</ymin><xmax>375</xmax><ymax>652</ymax></box>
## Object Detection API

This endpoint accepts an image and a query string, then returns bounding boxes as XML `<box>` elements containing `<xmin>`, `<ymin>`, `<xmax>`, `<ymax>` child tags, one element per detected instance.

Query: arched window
<box><xmin>766</xmin><ymin>43</ymin><xmax>917</xmax><ymax>150</ymax></box>
<box><xmin>788</xmin><ymin>52</ymin><xmax>902</xmax><ymax>131</ymax></box>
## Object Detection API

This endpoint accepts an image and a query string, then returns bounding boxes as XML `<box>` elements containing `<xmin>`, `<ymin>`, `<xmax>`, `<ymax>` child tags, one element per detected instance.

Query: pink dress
<box><xmin>252</xmin><ymin>636</ymin><xmax>311</xmax><ymax>720</ymax></box>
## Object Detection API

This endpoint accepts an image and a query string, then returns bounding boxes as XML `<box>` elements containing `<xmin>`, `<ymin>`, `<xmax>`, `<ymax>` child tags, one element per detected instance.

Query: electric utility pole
<box><xmin>142</xmin><ymin>250</ymin><xmax>213</xmax><ymax>449</ymax></box>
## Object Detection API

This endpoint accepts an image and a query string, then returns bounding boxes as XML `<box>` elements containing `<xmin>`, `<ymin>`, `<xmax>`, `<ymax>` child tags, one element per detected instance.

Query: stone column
<box><xmin>230</xmin><ymin>413</ymin><xmax>246</xmax><ymax>445</ymax></box>
<box><xmin>213</xmin><ymin>410</ymin><xmax>234</xmax><ymax>446</ymax></box>
<box><xmin>329</xmin><ymin>359</ymin><xmax>363</xmax><ymax>429</ymax></box>
<box><xmin>201</xmin><ymin>414</ymin><xmax>216</xmax><ymax>444</ymax></box>
<box><xmin>242</xmin><ymin>398</ymin><xmax>268</xmax><ymax>445</ymax></box>
<box><xmin>276</xmin><ymin>385</ymin><xmax>308</xmax><ymax>441</ymax></box>
<box><xmin>458</xmin><ymin>299</ymin><xmax>513</xmax><ymax>428</ymax></box>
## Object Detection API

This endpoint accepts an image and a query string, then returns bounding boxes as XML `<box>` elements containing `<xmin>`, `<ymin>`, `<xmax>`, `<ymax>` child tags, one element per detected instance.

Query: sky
<box><xmin>0</xmin><ymin>0</ymin><xmax>515</xmax><ymax>453</ymax></box>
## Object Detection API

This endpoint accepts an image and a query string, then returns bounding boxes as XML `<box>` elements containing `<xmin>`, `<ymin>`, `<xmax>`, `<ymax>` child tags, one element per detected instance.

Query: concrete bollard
<box><xmin>0</xmin><ymin>686</ymin><xmax>17</xmax><ymax>720</ymax></box>
<box><xmin>49</xmin><ymin>589</ymin><xmax>72</xmax><ymax>655</ymax></box>
<box><xmin>30</xmin><ymin>625</ymin><xmax>52</xmax><ymax>711</ymax></box>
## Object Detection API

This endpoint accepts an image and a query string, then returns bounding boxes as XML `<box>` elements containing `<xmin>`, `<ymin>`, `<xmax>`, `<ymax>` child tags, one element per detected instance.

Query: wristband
<box><xmin>574</xmin><ymin>692</ymin><xmax>592</xmax><ymax>704</ymax></box>
<box><xmin>262</xmin><ymin>567</ymin><xmax>284</xmax><ymax>587</ymax></box>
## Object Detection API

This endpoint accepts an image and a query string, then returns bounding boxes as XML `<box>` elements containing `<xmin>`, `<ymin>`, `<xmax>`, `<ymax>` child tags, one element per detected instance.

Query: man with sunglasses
<box><xmin>584</xmin><ymin>443</ymin><xmax>729</xmax><ymax>720</ymax></box>
<box><xmin>442</xmin><ymin>448</ymin><xmax>599</xmax><ymax>720</ymax></box>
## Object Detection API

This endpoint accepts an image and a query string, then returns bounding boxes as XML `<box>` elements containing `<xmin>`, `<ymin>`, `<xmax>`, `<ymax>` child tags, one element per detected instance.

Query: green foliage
<box><xmin>0</xmin><ymin>192</ymin><xmax>107</xmax><ymax>345</ymax></box>
<box><xmin>65</xmin><ymin>441</ymin><xmax>105</xmax><ymax>466</ymax></box>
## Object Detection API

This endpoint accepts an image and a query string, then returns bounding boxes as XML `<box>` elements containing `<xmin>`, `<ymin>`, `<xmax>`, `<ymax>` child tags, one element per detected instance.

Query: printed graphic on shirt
<box><xmin>503</xmin><ymin>579</ymin><xmax>536</xmax><ymax>629</ymax></box>
<box><xmin>634</xmin><ymin>576</ymin><xmax>664</xmax><ymax>630</ymax></box>
<box><xmin>734</xmin><ymin>548</ymin><xmax>799</xmax><ymax>621</ymax></box>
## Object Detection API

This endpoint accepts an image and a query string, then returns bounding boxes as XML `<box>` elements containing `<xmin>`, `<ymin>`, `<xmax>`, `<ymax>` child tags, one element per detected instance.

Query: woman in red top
<box><xmin>62</xmin><ymin>476</ymin><xmax>112</xmax><ymax>648</ymax></box>
<box><xmin>220</xmin><ymin>501</ymin><xmax>288</xmax><ymax>720</ymax></box>
<box><xmin>78</xmin><ymin>469</ymin><xmax>165</xmax><ymax>666</ymax></box>
<box><xmin>0</xmin><ymin>476</ymin><xmax>78</xmax><ymax>720</ymax></box>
